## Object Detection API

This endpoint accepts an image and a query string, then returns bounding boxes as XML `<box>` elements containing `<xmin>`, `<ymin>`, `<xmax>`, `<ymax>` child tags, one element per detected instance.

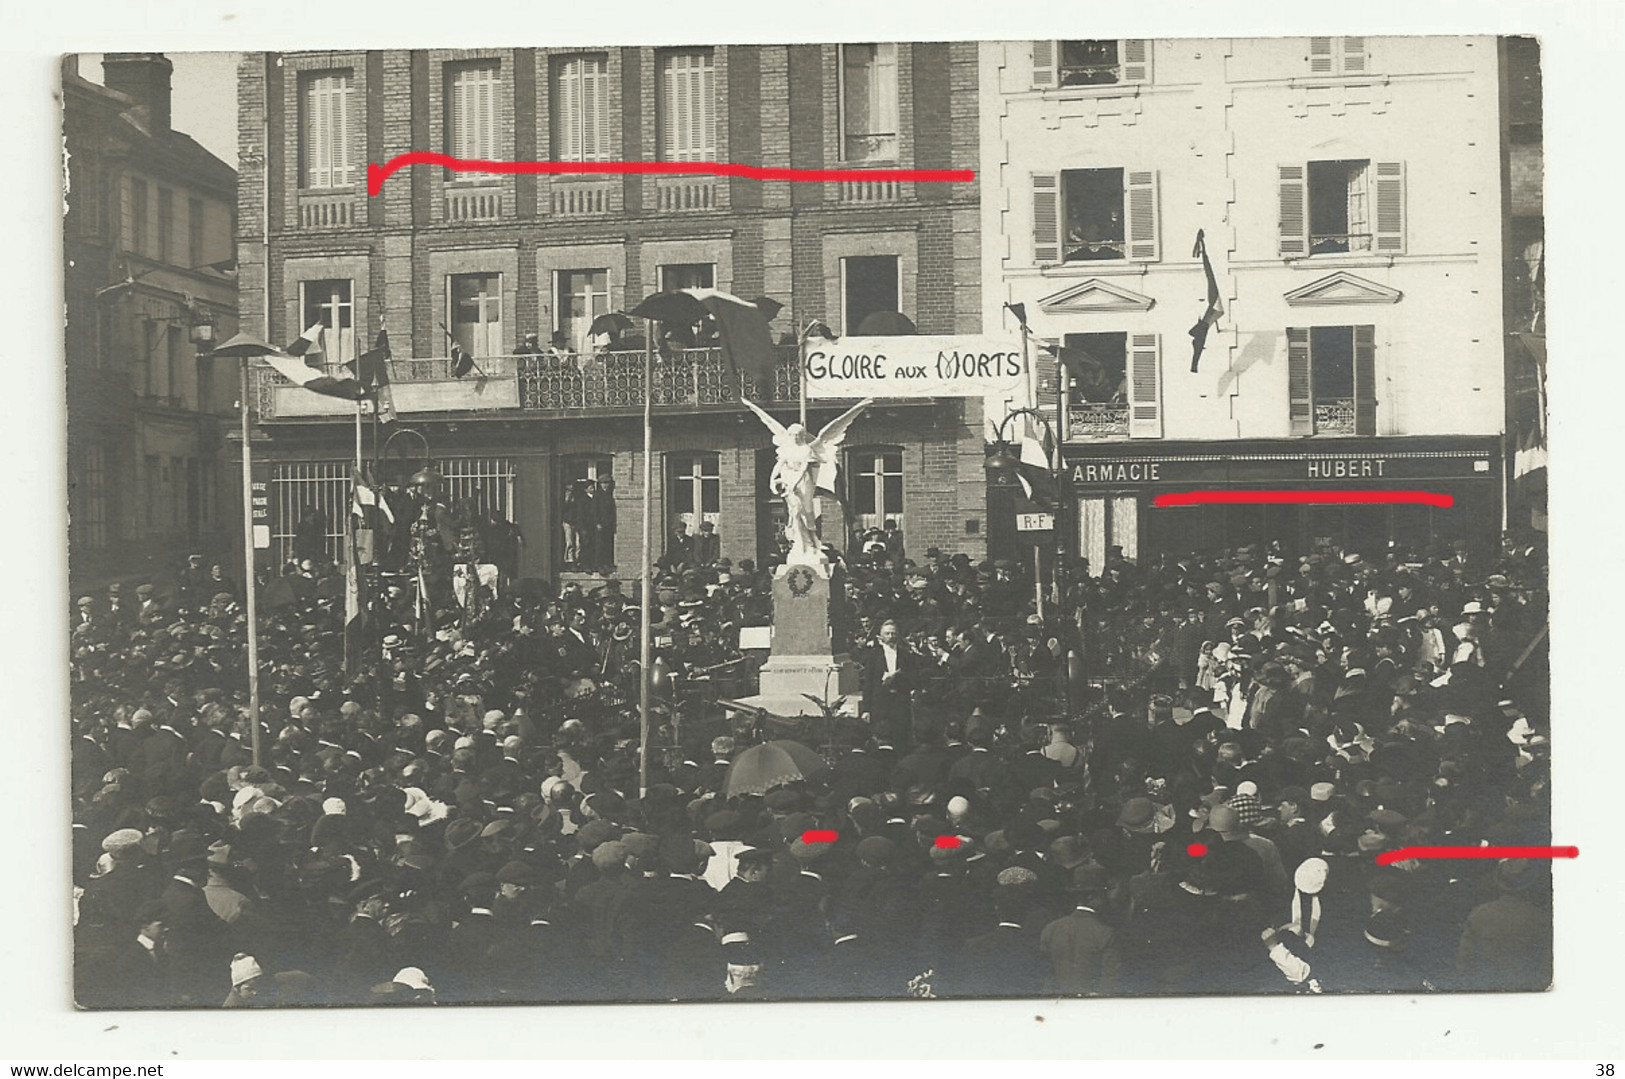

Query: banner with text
<box><xmin>805</xmin><ymin>335</ymin><xmax>1025</xmax><ymax>398</ymax></box>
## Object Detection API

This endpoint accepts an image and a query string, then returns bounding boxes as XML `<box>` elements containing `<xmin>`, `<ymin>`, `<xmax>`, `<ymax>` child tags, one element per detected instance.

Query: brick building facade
<box><xmin>236</xmin><ymin>44</ymin><xmax>986</xmax><ymax>581</ymax></box>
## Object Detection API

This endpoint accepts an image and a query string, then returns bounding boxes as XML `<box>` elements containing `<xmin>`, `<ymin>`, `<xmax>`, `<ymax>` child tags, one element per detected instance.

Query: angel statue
<box><xmin>741</xmin><ymin>395</ymin><xmax>874</xmax><ymax>572</ymax></box>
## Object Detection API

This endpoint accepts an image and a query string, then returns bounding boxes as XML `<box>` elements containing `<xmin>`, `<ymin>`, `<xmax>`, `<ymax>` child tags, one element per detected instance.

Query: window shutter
<box><xmin>1309</xmin><ymin>37</ymin><xmax>1334</xmax><ymax>74</ymax></box>
<box><xmin>1032</xmin><ymin>41</ymin><xmax>1057</xmax><ymax>88</ymax></box>
<box><xmin>1342</xmin><ymin>37</ymin><xmax>1367</xmax><ymax>74</ymax></box>
<box><xmin>1121</xmin><ymin>39</ymin><xmax>1152</xmax><ymax>84</ymax></box>
<box><xmin>702</xmin><ymin>55</ymin><xmax>716</xmax><ymax>159</ymax></box>
<box><xmin>1126</xmin><ymin>170</ymin><xmax>1160</xmax><ymax>261</ymax></box>
<box><xmin>333</xmin><ymin>76</ymin><xmax>351</xmax><ymax>185</ymax></box>
<box><xmin>1287</xmin><ymin>327</ymin><xmax>1313</xmax><ymax>436</ymax></box>
<box><xmin>1353</xmin><ymin>324</ymin><xmax>1377</xmax><ymax>436</ymax></box>
<box><xmin>1031</xmin><ymin>173</ymin><xmax>1061</xmax><ymax>264</ymax></box>
<box><xmin>584</xmin><ymin>60</ymin><xmax>603</xmax><ymax>160</ymax></box>
<box><xmin>1036</xmin><ymin>338</ymin><xmax>1061</xmax><ymax>415</ymax></box>
<box><xmin>1128</xmin><ymin>333</ymin><xmax>1162</xmax><ymax>438</ymax></box>
<box><xmin>1373</xmin><ymin>161</ymin><xmax>1406</xmax><ymax>254</ymax></box>
<box><xmin>1278</xmin><ymin>165</ymin><xmax>1308</xmax><ymax>257</ymax></box>
<box><xmin>556</xmin><ymin>61</ymin><xmax>578</xmax><ymax>160</ymax></box>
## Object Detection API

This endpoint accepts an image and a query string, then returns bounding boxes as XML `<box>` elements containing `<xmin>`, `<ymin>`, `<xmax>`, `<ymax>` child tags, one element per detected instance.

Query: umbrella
<box><xmin>855</xmin><ymin>310</ymin><xmax>918</xmax><ymax>336</ymax></box>
<box><xmin>723</xmin><ymin>739</ymin><xmax>830</xmax><ymax>798</ymax></box>
<box><xmin>629</xmin><ymin>291</ymin><xmax>711</xmax><ymax>326</ymax></box>
<box><xmin>211</xmin><ymin>332</ymin><xmax>284</xmax><ymax>358</ymax></box>
<box><xmin>589</xmin><ymin>312</ymin><xmax>637</xmax><ymax>338</ymax></box>
<box><xmin>750</xmin><ymin>296</ymin><xmax>785</xmax><ymax>322</ymax></box>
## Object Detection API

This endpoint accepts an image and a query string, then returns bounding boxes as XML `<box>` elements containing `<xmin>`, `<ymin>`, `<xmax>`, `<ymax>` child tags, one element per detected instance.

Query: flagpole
<box><xmin>639</xmin><ymin>320</ymin><xmax>654</xmax><ymax>798</ymax></box>
<box><xmin>239</xmin><ymin>359</ymin><xmax>262</xmax><ymax>769</ymax></box>
<box><xmin>799</xmin><ymin>322</ymin><xmax>809</xmax><ymax>429</ymax></box>
<box><xmin>344</xmin><ymin>399</ymin><xmax>362</xmax><ymax>678</ymax></box>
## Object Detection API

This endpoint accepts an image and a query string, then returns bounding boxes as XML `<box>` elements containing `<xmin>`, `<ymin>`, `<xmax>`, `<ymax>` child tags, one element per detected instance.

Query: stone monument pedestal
<box><xmin>738</xmin><ymin>561</ymin><xmax>862</xmax><ymax>718</ymax></box>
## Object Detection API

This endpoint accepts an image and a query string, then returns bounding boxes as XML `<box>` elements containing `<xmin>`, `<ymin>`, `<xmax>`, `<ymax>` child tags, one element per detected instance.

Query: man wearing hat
<box><xmin>1455</xmin><ymin>859</ymin><xmax>1551</xmax><ymax>990</ymax></box>
<box><xmin>860</xmin><ymin>620</ymin><xmax>920</xmax><ymax>752</ymax></box>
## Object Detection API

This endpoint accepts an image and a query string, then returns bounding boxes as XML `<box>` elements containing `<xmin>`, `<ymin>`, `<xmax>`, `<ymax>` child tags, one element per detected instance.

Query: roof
<box><xmin>61</xmin><ymin>66</ymin><xmax>236</xmax><ymax>193</ymax></box>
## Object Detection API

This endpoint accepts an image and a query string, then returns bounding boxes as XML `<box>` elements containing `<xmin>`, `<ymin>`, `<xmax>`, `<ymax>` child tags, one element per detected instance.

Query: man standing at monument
<box><xmin>861</xmin><ymin>620</ymin><xmax>918</xmax><ymax>750</ymax></box>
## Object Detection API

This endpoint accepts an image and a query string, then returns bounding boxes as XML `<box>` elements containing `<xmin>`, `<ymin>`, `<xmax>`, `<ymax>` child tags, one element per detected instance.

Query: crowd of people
<box><xmin>67</xmin><ymin>524</ymin><xmax>1552</xmax><ymax>1007</ymax></box>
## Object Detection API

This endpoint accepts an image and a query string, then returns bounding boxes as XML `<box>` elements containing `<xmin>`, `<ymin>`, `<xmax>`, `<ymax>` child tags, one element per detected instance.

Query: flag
<box><xmin>259</xmin><ymin>345</ymin><xmax>368</xmax><ymax>400</ymax></box>
<box><xmin>686</xmin><ymin>288</ymin><xmax>777</xmax><ymax>382</ymax></box>
<box><xmin>343</xmin><ymin>523</ymin><xmax>368</xmax><ymax>673</ymax></box>
<box><xmin>451</xmin><ymin>343</ymin><xmax>477</xmax><ymax>378</ymax></box>
<box><xmin>1188</xmin><ymin>229</ymin><xmax>1224</xmax><ymax>373</ymax></box>
<box><xmin>1014</xmin><ymin>411</ymin><xmax>1058</xmax><ymax>509</ymax></box>
<box><xmin>355</xmin><ymin>329</ymin><xmax>397</xmax><ymax>423</ymax></box>
<box><xmin>285</xmin><ymin>323</ymin><xmax>326</xmax><ymax>368</ymax></box>
<box><xmin>352</xmin><ymin>470</ymin><xmax>395</xmax><ymax>525</ymax></box>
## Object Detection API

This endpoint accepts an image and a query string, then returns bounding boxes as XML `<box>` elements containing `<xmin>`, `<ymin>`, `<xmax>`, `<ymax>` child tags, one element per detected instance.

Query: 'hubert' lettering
<box><xmin>1306</xmin><ymin>458</ymin><xmax>1387</xmax><ymax>478</ymax></box>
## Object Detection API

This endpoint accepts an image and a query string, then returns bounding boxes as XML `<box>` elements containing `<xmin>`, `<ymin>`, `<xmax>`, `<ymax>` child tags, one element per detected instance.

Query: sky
<box><xmin>78</xmin><ymin>51</ymin><xmax>240</xmax><ymax>167</ymax></box>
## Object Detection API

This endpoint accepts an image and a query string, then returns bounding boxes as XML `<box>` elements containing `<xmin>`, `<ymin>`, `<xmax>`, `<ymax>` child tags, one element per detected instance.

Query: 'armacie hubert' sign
<box><xmin>805</xmin><ymin>336</ymin><xmax>1025</xmax><ymax>398</ymax></box>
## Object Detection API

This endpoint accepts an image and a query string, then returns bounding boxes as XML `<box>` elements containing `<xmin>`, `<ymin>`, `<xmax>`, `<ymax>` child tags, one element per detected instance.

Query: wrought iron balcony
<box><xmin>250</xmin><ymin>345</ymin><xmax>805</xmax><ymax>421</ymax></box>
<box><xmin>1067</xmin><ymin>402</ymin><xmax>1131</xmax><ymax>439</ymax></box>
<box><xmin>1314</xmin><ymin>398</ymin><xmax>1358</xmax><ymax>435</ymax></box>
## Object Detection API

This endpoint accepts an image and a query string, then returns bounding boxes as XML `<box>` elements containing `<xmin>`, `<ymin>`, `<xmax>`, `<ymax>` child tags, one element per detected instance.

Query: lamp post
<box><xmin>985</xmin><ymin>405</ymin><xmax>1074</xmax><ymax>712</ymax></box>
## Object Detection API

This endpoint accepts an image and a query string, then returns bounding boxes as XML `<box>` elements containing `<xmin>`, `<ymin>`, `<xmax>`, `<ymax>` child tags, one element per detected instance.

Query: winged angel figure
<box><xmin>741</xmin><ymin>396</ymin><xmax>874</xmax><ymax>570</ymax></box>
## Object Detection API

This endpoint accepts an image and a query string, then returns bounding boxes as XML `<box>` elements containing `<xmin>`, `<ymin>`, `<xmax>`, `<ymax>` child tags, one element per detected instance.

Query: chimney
<box><xmin>102</xmin><ymin>52</ymin><xmax>173</xmax><ymax>136</ymax></box>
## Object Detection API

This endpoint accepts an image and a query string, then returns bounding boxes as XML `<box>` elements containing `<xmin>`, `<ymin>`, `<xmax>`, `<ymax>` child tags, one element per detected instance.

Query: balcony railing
<box><xmin>1314</xmin><ymin>398</ymin><xmax>1357</xmax><ymax>434</ymax></box>
<box><xmin>298</xmin><ymin>190</ymin><xmax>356</xmax><ymax>228</ymax></box>
<box><xmin>1067</xmin><ymin>402</ymin><xmax>1131</xmax><ymax>439</ymax></box>
<box><xmin>654</xmin><ymin>175</ymin><xmax>718</xmax><ymax>211</ymax></box>
<box><xmin>551</xmin><ymin>179</ymin><xmax>616</xmax><ymax>216</ymax></box>
<box><xmin>251</xmin><ymin>346</ymin><xmax>805</xmax><ymax>420</ymax></box>
<box><xmin>445</xmin><ymin>185</ymin><xmax>503</xmax><ymax>222</ymax></box>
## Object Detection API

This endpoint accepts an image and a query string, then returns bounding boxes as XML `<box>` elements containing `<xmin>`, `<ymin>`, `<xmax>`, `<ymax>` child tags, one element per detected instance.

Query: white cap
<box><xmin>230</xmin><ymin>953</ymin><xmax>263</xmax><ymax>987</ymax></box>
<box><xmin>322</xmin><ymin>797</ymin><xmax>347</xmax><ymax>816</ymax></box>
<box><xmin>392</xmin><ymin>967</ymin><xmax>433</xmax><ymax>991</ymax></box>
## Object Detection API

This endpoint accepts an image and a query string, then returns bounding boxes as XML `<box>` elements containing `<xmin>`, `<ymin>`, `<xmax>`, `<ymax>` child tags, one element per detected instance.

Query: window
<box><xmin>1033</xmin><ymin>39</ymin><xmax>1152</xmax><ymax>88</ymax></box>
<box><xmin>449</xmin><ymin>273</ymin><xmax>504</xmax><ymax>358</ymax></box>
<box><xmin>552</xmin><ymin>54</ymin><xmax>611</xmax><ymax>162</ymax></box>
<box><xmin>187</xmin><ymin>198</ymin><xmax>204</xmax><ymax>267</ymax></box>
<box><xmin>300</xmin><ymin>279</ymin><xmax>355</xmax><ymax>366</ymax></box>
<box><xmin>556</xmin><ymin>269</ymin><xmax>609</xmax><ymax>353</ymax></box>
<box><xmin>847</xmin><ymin>448</ymin><xmax>904</xmax><ymax>537</ymax></box>
<box><xmin>75</xmin><ymin>444</ymin><xmax>109</xmax><ymax>550</ymax></box>
<box><xmin>168</xmin><ymin>324</ymin><xmax>187</xmax><ymax>407</ymax></box>
<box><xmin>131</xmin><ymin>178</ymin><xmax>147</xmax><ymax>256</ymax></box>
<box><xmin>658</xmin><ymin>263</ymin><xmax>714</xmax><ymax>292</ymax></box>
<box><xmin>144</xmin><ymin>455</ymin><xmax>160</xmax><ymax>531</ymax></box>
<box><xmin>841</xmin><ymin>255</ymin><xmax>899</xmax><ymax>335</ymax></box>
<box><xmin>1287</xmin><ymin>325</ymin><xmax>1376</xmax><ymax>436</ymax></box>
<box><xmin>1060</xmin><ymin>333</ymin><xmax>1161</xmax><ymax>439</ymax></box>
<box><xmin>1063</xmin><ymin>332</ymin><xmax>1128</xmax><ymax>407</ymax></box>
<box><xmin>839</xmin><ymin>44</ymin><xmax>899</xmax><ymax>162</ymax></box>
<box><xmin>667</xmin><ymin>452</ymin><xmax>720</xmax><ymax>536</ymax></box>
<box><xmin>1279</xmin><ymin>160</ymin><xmax>1404</xmax><ymax>257</ymax></box>
<box><xmin>300</xmin><ymin>71</ymin><xmax>355</xmax><ymax>189</ymax></box>
<box><xmin>1077</xmin><ymin>495</ymin><xmax>1139</xmax><ymax>572</ymax></box>
<box><xmin>1031</xmin><ymin>168</ymin><xmax>1159</xmax><ymax>264</ymax></box>
<box><xmin>446</xmin><ymin>61</ymin><xmax>500</xmax><ymax>163</ymax></box>
<box><xmin>157</xmin><ymin>188</ymin><xmax>173</xmax><ymax>263</ymax></box>
<box><xmin>658</xmin><ymin>49</ymin><xmax>716</xmax><ymax>162</ymax></box>
<box><xmin>1308</xmin><ymin>36</ymin><xmax>1367</xmax><ymax>76</ymax></box>
<box><xmin>138</xmin><ymin>320</ymin><xmax>156</xmax><ymax>396</ymax></box>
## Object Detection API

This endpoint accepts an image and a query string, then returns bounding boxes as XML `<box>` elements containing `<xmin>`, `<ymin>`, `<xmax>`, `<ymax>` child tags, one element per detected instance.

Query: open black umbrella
<box><xmin>589</xmin><ymin>312</ymin><xmax>637</xmax><ymax>338</ymax></box>
<box><xmin>855</xmin><ymin>310</ymin><xmax>918</xmax><ymax>336</ymax></box>
<box><xmin>750</xmin><ymin>296</ymin><xmax>785</xmax><ymax>322</ymax></box>
<box><xmin>629</xmin><ymin>291</ymin><xmax>711</xmax><ymax>326</ymax></box>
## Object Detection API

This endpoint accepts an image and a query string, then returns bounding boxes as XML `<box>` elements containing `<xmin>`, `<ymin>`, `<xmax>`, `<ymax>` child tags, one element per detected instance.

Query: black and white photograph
<box><xmin>18</xmin><ymin>0</ymin><xmax>1622</xmax><ymax>1063</ymax></box>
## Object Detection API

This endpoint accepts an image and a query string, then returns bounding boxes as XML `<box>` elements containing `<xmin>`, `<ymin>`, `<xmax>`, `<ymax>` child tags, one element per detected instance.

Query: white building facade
<box><xmin>981</xmin><ymin>36</ymin><xmax>1507</xmax><ymax>567</ymax></box>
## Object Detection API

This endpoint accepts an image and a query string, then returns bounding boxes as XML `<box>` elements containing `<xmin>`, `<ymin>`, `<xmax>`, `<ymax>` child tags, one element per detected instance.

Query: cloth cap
<box><xmin>1294</xmin><ymin>857</ymin><xmax>1330</xmax><ymax>895</ymax></box>
<box><xmin>856</xmin><ymin>836</ymin><xmax>897</xmax><ymax>868</ymax></box>
<box><xmin>1208</xmin><ymin>804</ymin><xmax>1243</xmax><ymax>836</ymax></box>
<box><xmin>996</xmin><ymin>866</ymin><xmax>1039</xmax><ymax>887</ymax></box>
<box><xmin>1310</xmin><ymin>782</ymin><xmax>1337</xmax><ymax>802</ymax></box>
<box><xmin>102</xmin><ymin>827</ymin><xmax>144</xmax><ymax>854</ymax></box>
<box><xmin>591</xmin><ymin>841</ymin><xmax>628</xmax><ymax>871</ymax></box>
<box><xmin>1116</xmin><ymin>797</ymin><xmax>1157</xmax><ymax>830</ymax></box>
<box><xmin>322</xmin><ymin>797</ymin><xmax>347</xmax><ymax>816</ymax></box>
<box><xmin>230</xmin><ymin>953</ymin><xmax>263</xmax><ymax>987</ymax></box>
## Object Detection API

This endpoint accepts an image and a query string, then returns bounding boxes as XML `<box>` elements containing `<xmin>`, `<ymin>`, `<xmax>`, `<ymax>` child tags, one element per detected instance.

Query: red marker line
<box><xmin>1152</xmin><ymin>489</ymin><xmax>1454</xmax><ymax>509</ymax></box>
<box><xmin>1375</xmin><ymin>845</ymin><xmax>1578</xmax><ymax>867</ymax></box>
<box><xmin>934</xmin><ymin>835</ymin><xmax>963</xmax><ymax>849</ymax></box>
<box><xmin>367</xmin><ymin>153</ymin><xmax>975</xmax><ymax>196</ymax></box>
<box><xmin>1187</xmin><ymin>843</ymin><xmax>1209</xmax><ymax>857</ymax></box>
<box><xmin>801</xmin><ymin>830</ymin><xmax>838</xmax><ymax>844</ymax></box>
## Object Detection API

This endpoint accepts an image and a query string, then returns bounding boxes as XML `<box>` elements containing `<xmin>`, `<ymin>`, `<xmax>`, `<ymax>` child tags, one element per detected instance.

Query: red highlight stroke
<box><xmin>801</xmin><ymin>830</ymin><xmax>838</xmax><ymax>844</ymax></box>
<box><xmin>367</xmin><ymin>153</ymin><xmax>975</xmax><ymax>196</ymax></box>
<box><xmin>1187</xmin><ymin>843</ymin><xmax>1208</xmax><ymax>857</ymax></box>
<box><xmin>934</xmin><ymin>835</ymin><xmax>963</xmax><ymax>849</ymax></box>
<box><xmin>1152</xmin><ymin>489</ymin><xmax>1454</xmax><ymax>509</ymax></box>
<box><xmin>1375</xmin><ymin>845</ymin><xmax>1578</xmax><ymax>867</ymax></box>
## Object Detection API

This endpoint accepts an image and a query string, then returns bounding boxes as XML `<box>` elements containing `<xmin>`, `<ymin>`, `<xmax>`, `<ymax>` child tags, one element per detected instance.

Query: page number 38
<box><xmin>1597</xmin><ymin>1066</ymin><xmax>1614</xmax><ymax>1076</ymax></box>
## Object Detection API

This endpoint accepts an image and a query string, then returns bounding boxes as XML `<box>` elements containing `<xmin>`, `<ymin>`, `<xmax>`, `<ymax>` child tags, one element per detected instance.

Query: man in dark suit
<box><xmin>860</xmin><ymin>620</ymin><xmax>918</xmax><ymax>751</ymax></box>
<box><xmin>1039</xmin><ymin>865</ymin><xmax>1122</xmax><ymax>995</ymax></box>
